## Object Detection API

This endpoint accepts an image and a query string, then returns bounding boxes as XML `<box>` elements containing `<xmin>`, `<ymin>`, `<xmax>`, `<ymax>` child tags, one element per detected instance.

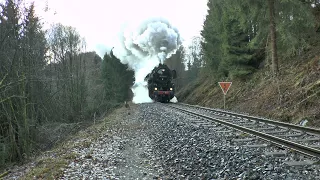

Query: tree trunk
<box><xmin>268</xmin><ymin>0</ymin><xmax>279</xmax><ymax>77</ymax></box>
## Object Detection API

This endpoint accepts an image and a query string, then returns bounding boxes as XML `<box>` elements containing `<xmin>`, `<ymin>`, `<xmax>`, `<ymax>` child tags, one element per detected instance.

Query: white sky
<box><xmin>13</xmin><ymin>0</ymin><xmax>209</xmax><ymax>56</ymax></box>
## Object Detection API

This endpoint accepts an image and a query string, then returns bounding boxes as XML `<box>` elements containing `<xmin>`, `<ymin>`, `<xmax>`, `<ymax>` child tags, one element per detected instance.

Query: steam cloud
<box><xmin>113</xmin><ymin>17</ymin><xmax>182</xmax><ymax>104</ymax></box>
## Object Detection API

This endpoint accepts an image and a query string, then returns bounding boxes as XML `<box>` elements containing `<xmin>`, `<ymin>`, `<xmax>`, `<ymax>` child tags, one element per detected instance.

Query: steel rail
<box><xmin>169</xmin><ymin>105</ymin><xmax>320</xmax><ymax>158</ymax></box>
<box><xmin>177</xmin><ymin>103</ymin><xmax>320</xmax><ymax>136</ymax></box>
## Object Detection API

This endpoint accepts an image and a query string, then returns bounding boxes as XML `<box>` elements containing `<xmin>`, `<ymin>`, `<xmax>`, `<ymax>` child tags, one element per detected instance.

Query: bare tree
<box><xmin>185</xmin><ymin>36</ymin><xmax>204</xmax><ymax>81</ymax></box>
<box><xmin>47</xmin><ymin>23</ymin><xmax>87</xmax><ymax>122</ymax></box>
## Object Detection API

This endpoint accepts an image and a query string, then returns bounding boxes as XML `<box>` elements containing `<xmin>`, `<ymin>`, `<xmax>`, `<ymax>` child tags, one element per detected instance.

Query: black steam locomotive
<box><xmin>145</xmin><ymin>64</ymin><xmax>177</xmax><ymax>103</ymax></box>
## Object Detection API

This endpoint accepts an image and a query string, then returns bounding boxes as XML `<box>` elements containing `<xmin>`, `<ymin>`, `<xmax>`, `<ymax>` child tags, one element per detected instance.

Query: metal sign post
<box><xmin>223</xmin><ymin>93</ymin><xmax>226</xmax><ymax>109</ymax></box>
<box><xmin>218</xmin><ymin>82</ymin><xmax>232</xmax><ymax>109</ymax></box>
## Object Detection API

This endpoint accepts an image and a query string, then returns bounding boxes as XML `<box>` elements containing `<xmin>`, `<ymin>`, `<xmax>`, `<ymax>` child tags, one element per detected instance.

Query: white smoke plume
<box><xmin>113</xmin><ymin>17</ymin><xmax>182</xmax><ymax>104</ymax></box>
<box><xmin>170</xmin><ymin>96</ymin><xmax>178</xmax><ymax>103</ymax></box>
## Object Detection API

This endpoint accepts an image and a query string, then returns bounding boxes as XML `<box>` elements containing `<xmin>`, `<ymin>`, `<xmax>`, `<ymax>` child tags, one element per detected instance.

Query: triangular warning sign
<box><xmin>218</xmin><ymin>82</ymin><xmax>232</xmax><ymax>95</ymax></box>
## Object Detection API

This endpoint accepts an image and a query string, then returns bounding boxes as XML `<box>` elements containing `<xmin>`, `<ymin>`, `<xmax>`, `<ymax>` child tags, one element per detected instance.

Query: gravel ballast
<box><xmin>142</xmin><ymin>103</ymin><xmax>320</xmax><ymax>179</ymax></box>
<box><xmin>65</xmin><ymin>103</ymin><xmax>320</xmax><ymax>179</ymax></box>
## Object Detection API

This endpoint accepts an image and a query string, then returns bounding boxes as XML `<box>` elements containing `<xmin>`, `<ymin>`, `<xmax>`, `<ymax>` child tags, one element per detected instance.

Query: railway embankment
<box><xmin>177</xmin><ymin>50</ymin><xmax>320</xmax><ymax>128</ymax></box>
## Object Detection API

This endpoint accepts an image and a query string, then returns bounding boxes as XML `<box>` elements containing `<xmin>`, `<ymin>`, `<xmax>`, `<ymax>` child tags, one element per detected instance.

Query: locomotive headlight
<box><xmin>154</xmin><ymin>87</ymin><xmax>158</xmax><ymax>90</ymax></box>
<box><xmin>170</xmin><ymin>88</ymin><xmax>173</xmax><ymax>91</ymax></box>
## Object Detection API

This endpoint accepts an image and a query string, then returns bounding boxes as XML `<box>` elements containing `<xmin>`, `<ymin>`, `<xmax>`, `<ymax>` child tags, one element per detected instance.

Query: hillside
<box><xmin>177</xmin><ymin>39</ymin><xmax>320</xmax><ymax>127</ymax></box>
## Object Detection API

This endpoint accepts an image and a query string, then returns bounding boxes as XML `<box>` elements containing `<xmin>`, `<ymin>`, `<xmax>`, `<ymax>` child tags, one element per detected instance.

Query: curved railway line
<box><xmin>167</xmin><ymin>103</ymin><xmax>320</xmax><ymax>159</ymax></box>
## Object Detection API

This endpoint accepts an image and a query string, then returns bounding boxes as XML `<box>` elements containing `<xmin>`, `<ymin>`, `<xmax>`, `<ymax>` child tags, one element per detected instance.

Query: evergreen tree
<box><xmin>202</xmin><ymin>0</ymin><xmax>261</xmax><ymax>79</ymax></box>
<box><xmin>101</xmin><ymin>50</ymin><xmax>134</xmax><ymax>105</ymax></box>
<box><xmin>201</xmin><ymin>0</ymin><xmax>224</xmax><ymax>72</ymax></box>
<box><xmin>220</xmin><ymin>9</ymin><xmax>259</xmax><ymax>79</ymax></box>
<box><xmin>165</xmin><ymin>45</ymin><xmax>187</xmax><ymax>90</ymax></box>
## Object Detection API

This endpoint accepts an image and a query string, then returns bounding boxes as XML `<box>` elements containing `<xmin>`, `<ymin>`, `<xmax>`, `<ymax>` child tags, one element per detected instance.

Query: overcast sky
<box><xmin>19</xmin><ymin>0</ymin><xmax>208</xmax><ymax>56</ymax></box>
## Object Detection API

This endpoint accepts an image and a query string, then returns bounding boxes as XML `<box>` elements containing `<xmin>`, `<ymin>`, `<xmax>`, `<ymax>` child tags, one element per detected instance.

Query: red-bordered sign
<box><xmin>218</xmin><ymin>82</ymin><xmax>232</xmax><ymax>95</ymax></box>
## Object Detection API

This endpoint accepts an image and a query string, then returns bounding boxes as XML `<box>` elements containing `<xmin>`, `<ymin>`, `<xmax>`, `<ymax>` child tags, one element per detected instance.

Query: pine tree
<box><xmin>220</xmin><ymin>16</ymin><xmax>258</xmax><ymax>79</ymax></box>
<box><xmin>101</xmin><ymin>50</ymin><xmax>134</xmax><ymax>105</ymax></box>
<box><xmin>201</xmin><ymin>0</ymin><xmax>224</xmax><ymax>72</ymax></box>
<box><xmin>202</xmin><ymin>0</ymin><xmax>261</xmax><ymax>79</ymax></box>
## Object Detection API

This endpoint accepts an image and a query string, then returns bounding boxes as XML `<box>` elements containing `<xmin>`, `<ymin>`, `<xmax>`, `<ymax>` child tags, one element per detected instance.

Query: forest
<box><xmin>0</xmin><ymin>0</ymin><xmax>134</xmax><ymax>167</ymax></box>
<box><xmin>200</xmin><ymin>0</ymin><xmax>318</xmax><ymax>79</ymax></box>
<box><xmin>1</xmin><ymin>0</ymin><xmax>320</xmax><ymax>168</ymax></box>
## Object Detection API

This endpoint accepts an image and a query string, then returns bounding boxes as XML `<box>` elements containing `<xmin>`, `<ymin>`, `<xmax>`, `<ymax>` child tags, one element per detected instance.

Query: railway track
<box><xmin>167</xmin><ymin>103</ymin><xmax>320</xmax><ymax>159</ymax></box>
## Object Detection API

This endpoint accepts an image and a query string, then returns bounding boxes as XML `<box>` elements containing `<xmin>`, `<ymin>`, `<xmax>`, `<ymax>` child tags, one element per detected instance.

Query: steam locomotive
<box><xmin>145</xmin><ymin>64</ymin><xmax>177</xmax><ymax>103</ymax></box>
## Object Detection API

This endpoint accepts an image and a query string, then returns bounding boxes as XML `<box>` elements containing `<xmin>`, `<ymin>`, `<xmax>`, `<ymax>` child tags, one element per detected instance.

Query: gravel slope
<box><xmin>61</xmin><ymin>104</ymin><xmax>160</xmax><ymax>180</ymax></box>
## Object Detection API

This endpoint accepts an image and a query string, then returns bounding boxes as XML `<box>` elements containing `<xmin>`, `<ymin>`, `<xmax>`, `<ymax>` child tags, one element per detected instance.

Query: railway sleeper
<box><xmin>265</xmin><ymin>128</ymin><xmax>290</xmax><ymax>134</ymax></box>
<box><xmin>231</xmin><ymin>138</ymin><xmax>255</xmax><ymax>142</ymax></box>
<box><xmin>240</xmin><ymin>124</ymin><xmax>262</xmax><ymax>128</ymax></box>
<box><xmin>256</xmin><ymin>126</ymin><xmax>277</xmax><ymax>131</ymax></box>
<box><xmin>264</xmin><ymin>151</ymin><xmax>287</xmax><ymax>157</ymax></box>
<box><xmin>276</xmin><ymin>132</ymin><xmax>305</xmax><ymax>137</ymax></box>
<box><xmin>293</xmin><ymin>137</ymin><xmax>320</xmax><ymax>142</ymax></box>
<box><xmin>243</xmin><ymin>144</ymin><xmax>269</xmax><ymax>148</ymax></box>
<box><xmin>210</xmin><ymin>127</ymin><xmax>227</xmax><ymax>130</ymax></box>
<box><xmin>233</xmin><ymin>120</ymin><xmax>256</xmax><ymax>124</ymax></box>
<box><xmin>283</xmin><ymin>160</ymin><xmax>317</xmax><ymax>166</ymax></box>
<box><xmin>216</xmin><ymin>130</ymin><xmax>233</xmax><ymax>133</ymax></box>
<box><xmin>310</xmin><ymin>145</ymin><xmax>320</xmax><ymax>148</ymax></box>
